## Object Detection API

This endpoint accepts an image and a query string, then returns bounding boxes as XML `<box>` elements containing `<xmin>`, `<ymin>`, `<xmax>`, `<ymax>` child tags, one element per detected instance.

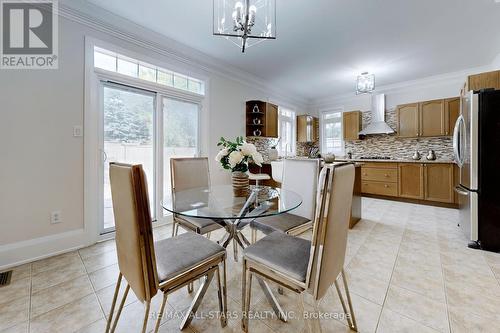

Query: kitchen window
<box><xmin>278</xmin><ymin>108</ymin><xmax>296</xmax><ymax>156</ymax></box>
<box><xmin>320</xmin><ymin>110</ymin><xmax>344</xmax><ymax>155</ymax></box>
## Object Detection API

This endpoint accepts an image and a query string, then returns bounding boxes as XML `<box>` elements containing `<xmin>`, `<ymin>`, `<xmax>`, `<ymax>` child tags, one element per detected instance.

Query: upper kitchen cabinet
<box><xmin>396</xmin><ymin>103</ymin><xmax>419</xmax><ymax>137</ymax></box>
<box><xmin>342</xmin><ymin>111</ymin><xmax>362</xmax><ymax>141</ymax></box>
<box><xmin>467</xmin><ymin>70</ymin><xmax>500</xmax><ymax>91</ymax></box>
<box><xmin>297</xmin><ymin>115</ymin><xmax>318</xmax><ymax>142</ymax></box>
<box><xmin>444</xmin><ymin>97</ymin><xmax>460</xmax><ymax>136</ymax></box>
<box><xmin>420</xmin><ymin>99</ymin><xmax>446</xmax><ymax>137</ymax></box>
<box><xmin>246</xmin><ymin>101</ymin><xmax>278</xmax><ymax>138</ymax></box>
<box><xmin>397</xmin><ymin>98</ymin><xmax>459</xmax><ymax>138</ymax></box>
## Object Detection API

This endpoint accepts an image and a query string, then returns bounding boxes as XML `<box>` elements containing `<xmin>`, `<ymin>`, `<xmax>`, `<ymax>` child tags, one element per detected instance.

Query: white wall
<box><xmin>0</xmin><ymin>10</ymin><xmax>304</xmax><ymax>267</ymax></box>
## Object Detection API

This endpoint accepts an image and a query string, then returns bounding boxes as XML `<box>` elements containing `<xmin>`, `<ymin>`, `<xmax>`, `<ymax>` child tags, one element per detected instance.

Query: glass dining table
<box><xmin>162</xmin><ymin>184</ymin><xmax>302</xmax><ymax>322</ymax></box>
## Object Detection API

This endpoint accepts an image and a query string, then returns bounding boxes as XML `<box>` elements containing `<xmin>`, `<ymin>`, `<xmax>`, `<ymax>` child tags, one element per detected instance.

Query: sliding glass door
<box><xmin>162</xmin><ymin>97</ymin><xmax>200</xmax><ymax>215</ymax></box>
<box><xmin>100</xmin><ymin>83</ymin><xmax>200</xmax><ymax>233</ymax></box>
<box><xmin>102</xmin><ymin>84</ymin><xmax>156</xmax><ymax>232</ymax></box>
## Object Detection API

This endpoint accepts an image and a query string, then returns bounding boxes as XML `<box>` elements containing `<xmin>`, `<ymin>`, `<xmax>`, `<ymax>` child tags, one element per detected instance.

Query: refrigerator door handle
<box><xmin>453</xmin><ymin>115</ymin><xmax>465</xmax><ymax>167</ymax></box>
<box><xmin>454</xmin><ymin>185</ymin><xmax>469</xmax><ymax>196</ymax></box>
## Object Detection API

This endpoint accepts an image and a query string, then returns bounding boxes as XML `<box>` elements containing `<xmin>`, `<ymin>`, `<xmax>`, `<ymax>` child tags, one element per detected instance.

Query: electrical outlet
<box><xmin>73</xmin><ymin>125</ymin><xmax>83</xmax><ymax>137</ymax></box>
<box><xmin>51</xmin><ymin>211</ymin><xmax>62</xmax><ymax>224</ymax></box>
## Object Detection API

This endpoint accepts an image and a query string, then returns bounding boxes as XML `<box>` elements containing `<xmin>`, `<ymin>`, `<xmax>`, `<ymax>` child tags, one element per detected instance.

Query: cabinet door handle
<box><xmin>384</xmin><ymin>174</ymin><xmax>389</xmax><ymax>177</ymax></box>
<box><xmin>384</xmin><ymin>184</ymin><xmax>388</xmax><ymax>188</ymax></box>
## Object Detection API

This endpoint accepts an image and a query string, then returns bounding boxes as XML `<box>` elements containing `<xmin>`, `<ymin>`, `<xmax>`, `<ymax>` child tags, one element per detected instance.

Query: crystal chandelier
<box><xmin>356</xmin><ymin>72</ymin><xmax>375</xmax><ymax>95</ymax></box>
<box><xmin>213</xmin><ymin>0</ymin><xmax>276</xmax><ymax>53</ymax></box>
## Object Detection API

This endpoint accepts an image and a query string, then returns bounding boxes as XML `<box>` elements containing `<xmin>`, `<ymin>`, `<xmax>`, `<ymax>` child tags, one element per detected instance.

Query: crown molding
<box><xmin>311</xmin><ymin>64</ymin><xmax>494</xmax><ymax>108</ymax></box>
<box><xmin>57</xmin><ymin>1</ymin><xmax>309</xmax><ymax>108</ymax></box>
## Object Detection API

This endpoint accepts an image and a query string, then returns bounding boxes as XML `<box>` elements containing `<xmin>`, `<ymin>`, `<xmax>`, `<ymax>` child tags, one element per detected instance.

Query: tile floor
<box><xmin>1</xmin><ymin>198</ymin><xmax>500</xmax><ymax>333</ymax></box>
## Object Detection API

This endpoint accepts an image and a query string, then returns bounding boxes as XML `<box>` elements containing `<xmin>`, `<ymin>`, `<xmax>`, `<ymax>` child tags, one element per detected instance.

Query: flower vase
<box><xmin>232</xmin><ymin>171</ymin><xmax>249</xmax><ymax>197</ymax></box>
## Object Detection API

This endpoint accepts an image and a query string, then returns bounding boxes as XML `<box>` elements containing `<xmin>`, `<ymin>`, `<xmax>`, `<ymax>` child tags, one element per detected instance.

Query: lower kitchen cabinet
<box><xmin>398</xmin><ymin>163</ymin><xmax>424</xmax><ymax>199</ymax></box>
<box><xmin>424</xmin><ymin>163</ymin><xmax>454</xmax><ymax>203</ymax></box>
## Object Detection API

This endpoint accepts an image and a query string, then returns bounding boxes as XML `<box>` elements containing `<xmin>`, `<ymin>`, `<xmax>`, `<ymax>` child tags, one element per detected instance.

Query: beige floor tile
<box><xmin>31</xmin><ymin>251</ymin><xmax>82</xmax><ymax>275</ymax></box>
<box><xmin>0</xmin><ymin>320</ymin><xmax>28</xmax><ymax>333</ymax></box>
<box><xmin>385</xmin><ymin>285</ymin><xmax>449</xmax><ymax>332</ymax></box>
<box><xmin>377</xmin><ymin>308</ymin><xmax>440</xmax><ymax>333</ymax></box>
<box><xmin>31</xmin><ymin>275</ymin><xmax>94</xmax><ymax>317</ymax></box>
<box><xmin>347</xmin><ymin>254</ymin><xmax>394</xmax><ymax>283</ymax></box>
<box><xmin>96</xmin><ymin>281</ymin><xmax>138</xmax><ymax>317</ymax></box>
<box><xmin>31</xmin><ymin>259</ymin><xmax>87</xmax><ymax>293</ymax></box>
<box><xmin>343</xmin><ymin>269</ymin><xmax>389</xmax><ymax>306</ymax></box>
<box><xmin>74</xmin><ymin>319</ymin><xmax>107</xmax><ymax>333</ymax></box>
<box><xmin>88</xmin><ymin>264</ymin><xmax>120</xmax><ymax>291</ymax></box>
<box><xmin>448</xmin><ymin>306</ymin><xmax>500</xmax><ymax>333</ymax></box>
<box><xmin>81</xmin><ymin>250</ymin><xmax>118</xmax><ymax>273</ymax></box>
<box><xmin>390</xmin><ymin>261</ymin><xmax>446</xmax><ymax>303</ymax></box>
<box><xmin>78</xmin><ymin>240</ymin><xmax>116</xmax><ymax>260</ymax></box>
<box><xmin>5</xmin><ymin>264</ymin><xmax>31</xmax><ymax>282</ymax></box>
<box><xmin>0</xmin><ymin>297</ymin><xmax>29</xmax><ymax>331</ymax></box>
<box><xmin>0</xmin><ymin>277</ymin><xmax>30</xmax><ymax>306</ymax></box>
<box><xmin>30</xmin><ymin>294</ymin><xmax>103</xmax><ymax>333</ymax></box>
<box><xmin>445</xmin><ymin>283</ymin><xmax>500</xmax><ymax>322</ymax></box>
<box><xmin>319</xmin><ymin>290</ymin><xmax>382</xmax><ymax>333</ymax></box>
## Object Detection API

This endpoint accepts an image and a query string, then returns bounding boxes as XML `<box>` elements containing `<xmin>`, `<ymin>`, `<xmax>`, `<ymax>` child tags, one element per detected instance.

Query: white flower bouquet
<box><xmin>215</xmin><ymin>136</ymin><xmax>263</xmax><ymax>172</ymax></box>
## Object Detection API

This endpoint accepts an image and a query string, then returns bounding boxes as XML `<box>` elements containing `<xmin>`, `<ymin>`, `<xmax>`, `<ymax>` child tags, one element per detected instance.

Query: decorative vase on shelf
<box><xmin>232</xmin><ymin>171</ymin><xmax>249</xmax><ymax>197</ymax></box>
<box><xmin>268</xmin><ymin>147</ymin><xmax>278</xmax><ymax>161</ymax></box>
<box><xmin>252</xmin><ymin>104</ymin><xmax>260</xmax><ymax>113</ymax></box>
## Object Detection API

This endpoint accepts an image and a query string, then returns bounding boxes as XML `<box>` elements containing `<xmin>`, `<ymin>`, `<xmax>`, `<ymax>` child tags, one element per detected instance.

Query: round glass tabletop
<box><xmin>162</xmin><ymin>185</ymin><xmax>302</xmax><ymax>221</ymax></box>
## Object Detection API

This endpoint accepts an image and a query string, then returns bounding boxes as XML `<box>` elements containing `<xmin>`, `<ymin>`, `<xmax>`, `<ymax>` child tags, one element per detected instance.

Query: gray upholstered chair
<box><xmin>250</xmin><ymin>158</ymin><xmax>320</xmax><ymax>242</ymax></box>
<box><xmin>241</xmin><ymin>163</ymin><xmax>357</xmax><ymax>332</ymax></box>
<box><xmin>170</xmin><ymin>157</ymin><xmax>223</xmax><ymax>237</ymax></box>
<box><xmin>107</xmin><ymin>163</ymin><xmax>227</xmax><ymax>333</ymax></box>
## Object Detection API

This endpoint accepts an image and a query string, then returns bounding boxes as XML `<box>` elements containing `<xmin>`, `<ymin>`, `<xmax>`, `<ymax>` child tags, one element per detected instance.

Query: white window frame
<box><xmin>278</xmin><ymin>107</ymin><xmax>296</xmax><ymax>156</ymax></box>
<box><xmin>319</xmin><ymin>108</ymin><xmax>344</xmax><ymax>155</ymax></box>
<box><xmin>84</xmin><ymin>37</ymin><xmax>210</xmax><ymax>243</ymax></box>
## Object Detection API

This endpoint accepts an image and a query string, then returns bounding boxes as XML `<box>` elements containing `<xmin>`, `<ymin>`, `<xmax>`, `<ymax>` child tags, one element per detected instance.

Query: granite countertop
<box><xmin>335</xmin><ymin>158</ymin><xmax>456</xmax><ymax>164</ymax></box>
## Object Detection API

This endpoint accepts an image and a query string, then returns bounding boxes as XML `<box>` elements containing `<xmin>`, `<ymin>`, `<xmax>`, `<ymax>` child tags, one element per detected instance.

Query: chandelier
<box><xmin>213</xmin><ymin>0</ymin><xmax>276</xmax><ymax>53</ymax></box>
<box><xmin>356</xmin><ymin>72</ymin><xmax>375</xmax><ymax>95</ymax></box>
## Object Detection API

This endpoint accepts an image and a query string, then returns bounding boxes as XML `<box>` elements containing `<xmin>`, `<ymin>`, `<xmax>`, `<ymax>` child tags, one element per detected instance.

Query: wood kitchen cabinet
<box><xmin>397</xmin><ymin>98</ymin><xmax>459</xmax><ymax>138</ymax></box>
<box><xmin>342</xmin><ymin>111</ymin><xmax>362</xmax><ymax>141</ymax></box>
<box><xmin>297</xmin><ymin>115</ymin><xmax>318</xmax><ymax>142</ymax></box>
<box><xmin>420</xmin><ymin>99</ymin><xmax>446</xmax><ymax>137</ymax></box>
<box><xmin>246</xmin><ymin>101</ymin><xmax>278</xmax><ymax>138</ymax></box>
<box><xmin>397</xmin><ymin>103</ymin><xmax>419</xmax><ymax>137</ymax></box>
<box><xmin>468</xmin><ymin>71</ymin><xmax>500</xmax><ymax>91</ymax></box>
<box><xmin>445</xmin><ymin>97</ymin><xmax>460</xmax><ymax>136</ymax></box>
<box><xmin>424</xmin><ymin>163</ymin><xmax>454</xmax><ymax>203</ymax></box>
<box><xmin>398</xmin><ymin>163</ymin><xmax>424</xmax><ymax>199</ymax></box>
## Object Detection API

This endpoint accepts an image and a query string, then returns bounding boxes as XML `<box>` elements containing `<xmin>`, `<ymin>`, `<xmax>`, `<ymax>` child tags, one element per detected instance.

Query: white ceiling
<box><xmin>84</xmin><ymin>0</ymin><xmax>500</xmax><ymax>101</ymax></box>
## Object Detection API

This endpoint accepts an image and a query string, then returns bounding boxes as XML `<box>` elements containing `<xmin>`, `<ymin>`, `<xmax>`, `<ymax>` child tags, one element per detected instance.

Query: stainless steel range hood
<box><xmin>358</xmin><ymin>94</ymin><xmax>395</xmax><ymax>135</ymax></box>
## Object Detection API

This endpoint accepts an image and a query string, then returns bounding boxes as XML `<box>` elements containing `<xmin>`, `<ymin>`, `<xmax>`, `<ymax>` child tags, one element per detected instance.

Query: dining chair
<box><xmin>241</xmin><ymin>163</ymin><xmax>357</xmax><ymax>332</ymax></box>
<box><xmin>249</xmin><ymin>158</ymin><xmax>320</xmax><ymax>242</ymax></box>
<box><xmin>107</xmin><ymin>163</ymin><xmax>227</xmax><ymax>333</ymax></box>
<box><xmin>170</xmin><ymin>157</ymin><xmax>223</xmax><ymax>238</ymax></box>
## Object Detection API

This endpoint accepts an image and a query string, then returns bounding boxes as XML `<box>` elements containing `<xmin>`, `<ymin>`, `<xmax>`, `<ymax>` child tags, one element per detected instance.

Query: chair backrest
<box><xmin>306</xmin><ymin>163</ymin><xmax>355</xmax><ymax>300</ymax></box>
<box><xmin>170</xmin><ymin>157</ymin><xmax>210</xmax><ymax>192</ymax></box>
<box><xmin>109</xmin><ymin>163</ymin><xmax>158</xmax><ymax>303</ymax></box>
<box><xmin>281</xmin><ymin>159</ymin><xmax>320</xmax><ymax>220</ymax></box>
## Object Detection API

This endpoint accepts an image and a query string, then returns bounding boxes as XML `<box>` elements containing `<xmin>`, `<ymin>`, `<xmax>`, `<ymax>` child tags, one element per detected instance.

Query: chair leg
<box><xmin>187</xmin><ymin>282</ymin><xmax>194</xmax><ymax>293</ymax></box>
<box><xmin>105</xmin><ymin>273</ymin><xmax>122</xmax><ymax>333</ymax></box>
<box><xmin>222</xmin><ymin>259</ymin><xmax>228</xmax><ymax>324</ymax></box>
<box><xmin>141</xmin><ymin>301</ymin><xmax>151</xmax><ymax>333</ymax></box>
<box><xmin>153</xmin><ymin>293</ymin><xmax>168</xmax><ymax>333</ymax></box>
<box><xmin>207</xmin><ymin>232</ymin><xmax>211</xmax><ymax>240</ymax></box>
<box><xmin>334</xmin><ymin>270</ymin><xmax>357</xmax><ymax>332</ymax></box>
<box><xmin>341</xmin><ymin>269</ymin><xmax>358</xmax><ymax>331</ymax></box>
<box><xmin>233</xmin><ymin>237</ymin><xmax>239</xmax><ymax>262</ymax></box>
<box><xmin>171</xmin><ymin>220</ymin><xmax>177</xmax><ymax>237</ymax></box>
<box><xmin>242</xmin><ymin>260</ymin><xmax>253</xmax><ymax>333</ymax></box>
<box><xmin>215</xmin><ymin>265</ymin><xmax>227</xmax><ymax>327</ymax></box>
<box><xmin>110</xmin><ymin>283</ymin><xmax>130</xmax><ymax>333</ymax></box>
<box><xmin>251</xmin><ymin>228</ymin><xmax>257</xmax><ymax>244</ymax></box>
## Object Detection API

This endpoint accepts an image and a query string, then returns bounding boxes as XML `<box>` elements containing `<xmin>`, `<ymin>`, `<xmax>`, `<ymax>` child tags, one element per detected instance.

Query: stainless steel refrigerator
<box><xmin>454</xmin><ymin>89</ymin><xmax>500</xmax><ymax>251</ymax></box>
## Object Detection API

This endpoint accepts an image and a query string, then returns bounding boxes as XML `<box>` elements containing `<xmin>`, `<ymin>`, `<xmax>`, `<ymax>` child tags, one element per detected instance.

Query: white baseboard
<box><xmin>0</xmin><ymin>218</ymin><xmax>174</xmax><ymax>271</ymax></box>
<box><xmin>0</xmin><ymin>228</ymin><xmax>91</xmax><ymax>271</ymax></box>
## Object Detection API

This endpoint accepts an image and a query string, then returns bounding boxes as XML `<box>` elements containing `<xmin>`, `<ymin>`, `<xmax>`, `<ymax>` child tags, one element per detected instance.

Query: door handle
<box><xmin>454</xmin><ymin>185</ymin><xmax>469</xmax><ymax>196</ymax></box>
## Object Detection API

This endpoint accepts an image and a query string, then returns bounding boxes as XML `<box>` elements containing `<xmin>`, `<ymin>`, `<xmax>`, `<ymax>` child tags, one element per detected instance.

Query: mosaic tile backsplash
<box><xmin>246</xmin><ymin>137</ymin><xmax>320</xmax><ymax>160</ymax></box>
<box><xmin>344</xmin><ymin>108</ymin><xmax>454</xmax><ymax>161</ymax></box>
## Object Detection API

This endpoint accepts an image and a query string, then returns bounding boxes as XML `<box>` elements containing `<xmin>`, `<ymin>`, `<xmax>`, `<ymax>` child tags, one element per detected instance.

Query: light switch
<box><xmin>73</xmin><ymin>125</ymin><xmax>83</xmax><ymax>137</ymax></box>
